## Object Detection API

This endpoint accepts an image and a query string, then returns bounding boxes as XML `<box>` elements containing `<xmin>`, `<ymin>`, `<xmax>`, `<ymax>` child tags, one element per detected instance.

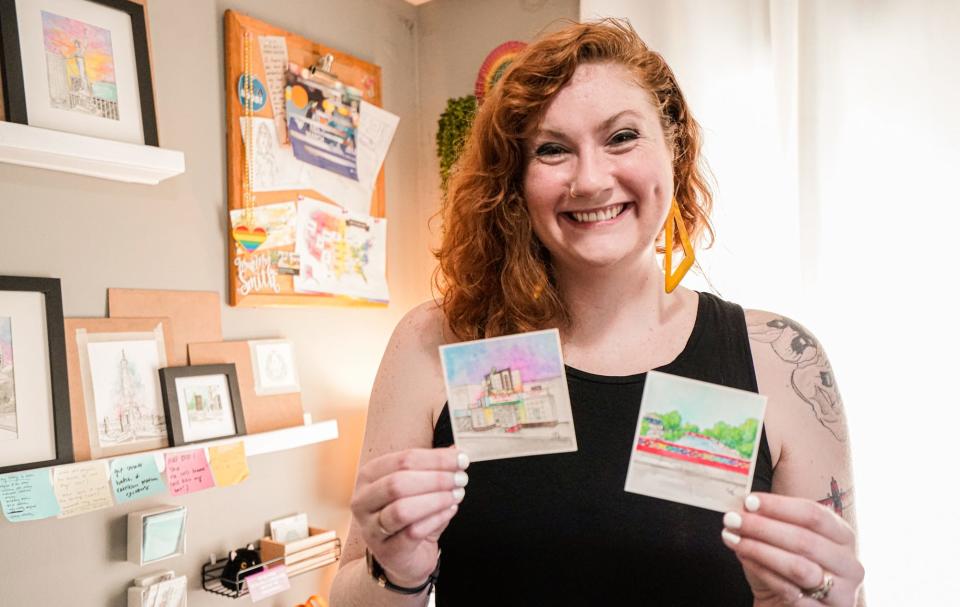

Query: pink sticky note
<box><xmin>164</xmin><ymin>449</ymin><xmax>216</xmax><ymax>496</ymax></box>
<box><xmin>246</xmin><ymin>565</ymin><xmax>291</xmax><ymax>602</ymax></box>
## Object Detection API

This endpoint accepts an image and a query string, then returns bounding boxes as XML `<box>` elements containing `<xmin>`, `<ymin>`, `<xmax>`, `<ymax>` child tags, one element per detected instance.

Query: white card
<box><xmin>624</xmin><ymin>371</ymin><xmax>767</xmax><ymax>512</ymax></box>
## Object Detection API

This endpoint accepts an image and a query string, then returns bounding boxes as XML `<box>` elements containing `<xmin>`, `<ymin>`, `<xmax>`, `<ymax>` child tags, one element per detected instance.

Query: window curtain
<box><xmin>581</xmin><ymin>1</ymin><xmax>960</xmax><ymax>604</ymax></box>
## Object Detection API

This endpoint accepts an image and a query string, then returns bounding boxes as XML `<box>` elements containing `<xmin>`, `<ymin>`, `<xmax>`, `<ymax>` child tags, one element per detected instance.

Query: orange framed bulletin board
<box><xmin>224</xmin><ymin>10</ymin><xmax>393</xmax><ymax>307</ymax></box>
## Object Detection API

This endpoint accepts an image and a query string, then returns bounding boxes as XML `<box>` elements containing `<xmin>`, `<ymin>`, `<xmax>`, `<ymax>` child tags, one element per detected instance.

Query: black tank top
<box><xmin>431</xmin><ymin>291</ymin><xmax>773</xmax><ymax>605</ymax></box>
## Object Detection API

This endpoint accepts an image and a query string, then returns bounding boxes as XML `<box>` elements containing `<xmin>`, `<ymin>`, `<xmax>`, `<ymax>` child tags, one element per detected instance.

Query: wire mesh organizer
<box><xmin>202</xmin><ymin>537</ymin><xmax>342</xmax><ymax>598</ymax></box>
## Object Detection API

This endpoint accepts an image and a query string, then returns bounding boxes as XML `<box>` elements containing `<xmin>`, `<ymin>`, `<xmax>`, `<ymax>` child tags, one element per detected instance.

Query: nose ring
<box><xmin>569</xmin><ymin>183</ymin><xmax>580</xmax><ymax>198</ymax></box>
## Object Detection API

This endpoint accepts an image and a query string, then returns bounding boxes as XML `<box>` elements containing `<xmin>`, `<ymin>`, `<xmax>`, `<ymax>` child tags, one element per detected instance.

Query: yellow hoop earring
<box><xmin>664</xmin><ymin>198</ymin><xmax>695</xmax><ymax>293</ymax></box>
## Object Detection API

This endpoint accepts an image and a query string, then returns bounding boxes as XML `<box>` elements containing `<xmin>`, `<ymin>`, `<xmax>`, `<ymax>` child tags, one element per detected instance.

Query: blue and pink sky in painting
<box><xmin>41</xmin><ymin>11</ymin><xmax>116</xmax><ymax>84</ymax></box>
<box><xmin>0</xmin><ymin>317</ymin><xmax>12</xmax><ymax>365</ymax></box>
<box><xmin>441</xmin><ymin>330</ymin><xmax>563</xmax><ymax>387</ymax></box>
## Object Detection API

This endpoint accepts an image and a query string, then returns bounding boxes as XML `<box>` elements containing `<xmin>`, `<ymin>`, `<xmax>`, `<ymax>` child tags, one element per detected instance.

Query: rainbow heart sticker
<box><xmin>233</xmin><ymin>225</ymin><xmax>268</xmax><ymax>252</ymax></box>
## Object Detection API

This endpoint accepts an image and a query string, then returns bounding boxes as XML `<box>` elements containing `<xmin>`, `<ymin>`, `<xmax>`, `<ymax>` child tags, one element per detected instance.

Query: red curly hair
<box><xmin>435</xmin><ymin>19</ymin><xmax>714</xmax><ymax>341</ymax></box>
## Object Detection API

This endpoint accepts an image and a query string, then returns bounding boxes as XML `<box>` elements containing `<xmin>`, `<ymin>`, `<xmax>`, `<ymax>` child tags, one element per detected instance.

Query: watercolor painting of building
<box><xmin>0</xmin><ymin>317</ymin><xmax>17</xmax><ymax>440</ymax></box>
<box><xmin>42</xmin><ymin>11</ymin><xmax>119</xmax><ymax>120</ymax></box>
<box><xmin>440</xmin><ymin>329</ymin><xmax>577</xmax><ymax>462</ymax></box>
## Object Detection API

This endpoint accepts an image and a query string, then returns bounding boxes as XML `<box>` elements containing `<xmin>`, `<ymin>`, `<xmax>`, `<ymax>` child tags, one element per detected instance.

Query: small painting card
<box><xmin>164</xmin><ymin>449</ymin><xmax>215</xmax><ymax>496</ymax></box>
<box><xmin>0</xmin><ymin>468</ymin><xmax>60</xmax><ymax>522</ymax></box>
<box><xmin>208</xmin><ymin>441</ymin><xmax>249</xmax><ymax>487</ymax></box>
<box><xmin>439</xmin><ymin>329</ymin><xmax>577</xmax><ymax>462</ymax></box>
<box><xmin>269</xmin><ymin>512</ymin><xmax>308</xmax><ymax>542</ymax></box>
<box><xmin>53</xmin><ymin>460</ymin><xmax>115</xmax><ymax>518</ymax></box>
<box><xmin>111</xmin><ymin>454</ymin><xmax>167</xmax><ymax>503</ymax></box>
<box><xmin>229</xmin><ymin>201</ymin><xmax>298</xmax><ymax>250</ymax></box>
<box><xmin>249</xmin><ymin>339</ymin><xmax>300</xmax><ymax>396</ymax></box>
<box><xmin>624</xmin><ymin>371</ymin><xmax>767</xmax><ymax>512</ymax></box>
<box><xmin>245</xmin><ymin>564</ymin><xmax>291</xmax><ymax>602</ymax></box>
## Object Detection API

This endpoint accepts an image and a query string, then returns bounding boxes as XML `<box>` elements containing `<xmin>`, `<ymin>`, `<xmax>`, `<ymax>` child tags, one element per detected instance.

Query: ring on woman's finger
<box><xmin>800</xmin><ymin>572</ymin><xmax>833</xmax><ymax>601</ymax></box>
<box><xmin>377</xmin><ymin>509</ymin><xmax>394</xmax><ymax>537</ymax></box>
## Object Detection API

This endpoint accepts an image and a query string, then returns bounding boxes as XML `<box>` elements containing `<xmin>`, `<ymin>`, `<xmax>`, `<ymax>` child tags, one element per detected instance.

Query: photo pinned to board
<box><xmin>624</xmin><ymin>371</ymin><xmax>767</xmax><ymax>513</ymax></box>
<box><xmin>229</xmin><ymin>201</ymin><xmax>297</xmax><ymax>253</ymax></box>
<box><xmin>439</xmin><ymin>329</ymin><xmax>577</xmax><ymax>463</ymax></box>
<box><xmin>294</xmin><ymin>196</ymin><xmax>388</xmax><ymax>302</ymax></box>
<box><xmin>285</xmin><ymin>61</ymin><xmax>361</xmax><ymax>181</ymax></box>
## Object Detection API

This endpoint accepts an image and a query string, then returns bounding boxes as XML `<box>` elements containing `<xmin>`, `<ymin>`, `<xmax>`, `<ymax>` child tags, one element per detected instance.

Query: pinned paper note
<box><xmin>209</xmin><ymin>441</ymin><xmax>249</xmax><ymax>487</ymax></box>
<box><xmin>164</xmin><ymin>449</ymin><xmax>215</xmax><ymax>496</ymax></box>
<box><xmin>53</xmin><ymin>461</ymin><xmax>114</xmax><ymax>517</ymax></box>
<box><xmin>111</xmin><ymin>454</ymin><xmax>167</xmax><ymax>503</ymax></box>
<box><xmin>245</xmin><ymin>565</ymin><xmax>291</xmax><ymax>602</ymax></box>
<box><xmin>0</xmin><ymin>469</ymin><xmax>61</xmax><ymax>522</ymax></box>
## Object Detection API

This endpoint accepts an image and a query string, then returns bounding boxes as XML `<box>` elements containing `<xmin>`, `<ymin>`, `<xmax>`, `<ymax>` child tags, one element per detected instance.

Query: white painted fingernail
<box><xmin>454</xmin><ymin>471</ymin><xmax>469</xmax><ymax>487</ymax></box>
<box><xmin>457</xmin><ymin>452</ymin><xmax>470</xmax><ymax>470</ymax></box>
<box><xmin>722</xmin><ymin>529</ymin><xmax>741</xmax><ymax>545</ymax></box>
<box><xmin>745</xmin><ymin>494</ymin><xmax>761</xmax><ymax>512</ymax></box>
<box><xmin>449</xmin><ymin>504</ymin><xmax>459</xmax><ymax>513</ymax></box>
<box><xmin>452</xmin><ymin>488</ymin><xmax>465</xmax><ymax>502</ymax></box>
<box><xmin>723</xmin><ymin>511</ymin><xmax>742</xmax><ymax>529</ymax></box>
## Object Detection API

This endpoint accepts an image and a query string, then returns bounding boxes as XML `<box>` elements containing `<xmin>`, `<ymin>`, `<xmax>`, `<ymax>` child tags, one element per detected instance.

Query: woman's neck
<box><xmin>552</xmin><ymin>254</ymin><xmax>697</xmax><ymax>374</ymax></box>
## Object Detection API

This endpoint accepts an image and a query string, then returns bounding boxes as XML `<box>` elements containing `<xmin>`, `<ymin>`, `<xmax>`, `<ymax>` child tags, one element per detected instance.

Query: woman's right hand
<box><xmin>349</xmin><ymin>447</ymin><xmax>469</xmax><ymax>587</ymax></box>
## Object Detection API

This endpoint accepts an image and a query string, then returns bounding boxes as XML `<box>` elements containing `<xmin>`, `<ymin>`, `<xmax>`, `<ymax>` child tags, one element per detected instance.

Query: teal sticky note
<box><xmin>111</xmin><ymin>454</ymin><xmax>167</xmax><ymax>503</ymax></box>
<box><xmin>142</xmin><ymin>508</ymin><xmax>186</xmax><ymax>563</ymax></box>
<box><xmin>0</xmin><ymin>468</ymin><xmax>61</xmax><ymax>522</ymax></box>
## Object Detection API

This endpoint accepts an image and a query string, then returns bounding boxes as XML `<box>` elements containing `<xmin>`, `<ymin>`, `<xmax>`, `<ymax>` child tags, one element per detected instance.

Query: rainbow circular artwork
<box><xmin>475</xmin><ymin>41</ymin><xmax>527</xmax><ymax>103</ymax></box>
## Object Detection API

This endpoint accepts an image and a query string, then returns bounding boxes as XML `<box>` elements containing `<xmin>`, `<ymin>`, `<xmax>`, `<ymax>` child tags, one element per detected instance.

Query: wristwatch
<box><xmin>365</xmin><ymin>548</ymin><xmax>440</xmax><ymax>595</ymax></box>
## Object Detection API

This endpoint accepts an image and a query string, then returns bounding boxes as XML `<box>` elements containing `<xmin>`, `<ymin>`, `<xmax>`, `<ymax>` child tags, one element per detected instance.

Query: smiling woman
<box><xmin>330</xmin><ymin>19</ymin><xmax>864</xmax><ymax>607</ymax></box>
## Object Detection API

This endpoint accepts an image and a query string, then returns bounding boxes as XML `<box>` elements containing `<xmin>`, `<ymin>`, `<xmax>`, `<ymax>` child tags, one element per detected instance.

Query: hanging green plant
<box><xmin>436</xmin><ymin>95</ymin><xmax>478</xmax><ymax>192</ymax></box>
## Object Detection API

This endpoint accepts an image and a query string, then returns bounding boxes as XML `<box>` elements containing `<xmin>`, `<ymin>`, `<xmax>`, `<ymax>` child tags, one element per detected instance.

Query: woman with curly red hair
<box><xmin>331</xmin><ymin>19</ymin><xmax>863</xmax><ymax>607</ymax></box>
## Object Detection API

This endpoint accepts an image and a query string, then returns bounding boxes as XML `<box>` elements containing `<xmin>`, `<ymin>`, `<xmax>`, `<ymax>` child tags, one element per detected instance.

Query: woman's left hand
<box><xmin>721</xmin><ymin>492</ymin><xmax>864</xmax><ymax>606</ymax></box>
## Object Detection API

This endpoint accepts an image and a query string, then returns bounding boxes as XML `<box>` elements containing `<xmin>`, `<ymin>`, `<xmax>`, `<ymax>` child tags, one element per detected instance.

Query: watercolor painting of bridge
<box><xmin>440</xmin><ymin>329</ymin><xmax>577</xmax><ymax>462</ymax></box>
<box><xmin>625</xmin><ymin>371</ymin><xmax>767</xmax><ymax>512</ymax></box>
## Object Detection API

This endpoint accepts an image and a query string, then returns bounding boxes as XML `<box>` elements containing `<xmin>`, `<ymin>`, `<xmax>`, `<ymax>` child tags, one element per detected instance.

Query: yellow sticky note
<box><xmin>208</xmin><ymin>442</ymin><xmax>250</xmax><ymax>487</ymax></box>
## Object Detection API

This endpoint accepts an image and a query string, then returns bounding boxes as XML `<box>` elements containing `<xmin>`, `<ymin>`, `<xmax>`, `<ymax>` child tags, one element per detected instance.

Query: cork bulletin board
<box><xmin>224</xmin><ymin>10</ymin><xmax>395</xmax><ymax>308</ymax></box>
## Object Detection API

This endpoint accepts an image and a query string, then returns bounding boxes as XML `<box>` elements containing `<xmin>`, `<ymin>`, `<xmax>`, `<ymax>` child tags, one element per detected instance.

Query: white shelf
<box><xmin>0</xmin><ymin>121</ymin><xmax>185</xmax><ymax>184</ymax></box>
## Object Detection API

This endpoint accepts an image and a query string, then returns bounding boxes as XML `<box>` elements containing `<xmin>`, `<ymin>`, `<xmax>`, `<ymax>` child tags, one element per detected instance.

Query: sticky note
<box><xmin>164</xmin><ymin>449</ymin><xmax>215</xmax><ymax>496</ymax></box>
<box><xmin>246</xmin><ymin>565</ymin><xmax>291</xmax><ymax>602</ymax></box>
<box><xmin>0</xmin><ymin>468</ymin><xmax>61</xmax><ymax>522</ymax></box>
<box><xmin>111</xmin><ymin>454</ymin><xmax>167</xmax><ymax>503</ymax></box>
<box><xmin>142</xmin><ymin>508</ymin><xmax>186</xmax><ymax>563</ymax></box>
<box><xmin>53</xmin><ymin>461</ymin><xmax>114</xmax><ymax>518</ymax></box>
<box><xmin>209</xmin><ymin>441</ymin><xmax>249</xmax><ymax>487</ymax></box>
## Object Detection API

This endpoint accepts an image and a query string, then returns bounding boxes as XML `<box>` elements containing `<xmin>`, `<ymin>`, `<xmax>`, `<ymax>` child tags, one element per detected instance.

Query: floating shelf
<box><xmin>0</xmin><ymin>121</ymin><xmax>185</xmax><ymax>184</ymax></box>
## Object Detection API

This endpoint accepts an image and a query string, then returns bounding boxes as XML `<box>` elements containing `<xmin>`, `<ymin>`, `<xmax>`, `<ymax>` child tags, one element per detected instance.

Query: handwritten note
<box><xmin>0</xmin><ymin>469</ymin><xmax>61</xmax><ymax>522</ymax></box>
<box><xmin>53</xmin><ymin>461</ymin><xmax>114</xmax><ymax>517</ymax></box>
<box><xmin>258</xmin><ymin>35</ymin><xmax>289</xmax><ymax>144</ymax></box>
<box><xmin>209</xmin><ymin>441</ymin><xmax>250</xmax><ymax>487</ymax></box>
<box><xmin>111</xmin><ymin>454</ymin><xmax>167</xmax><ymax>503</ymax></box>
<box><xmin>164</xmin><ymin>449</ymin><xmax>215</xmax><ymax>496</ymax></box>
<box><xmin>246</xmin><ymin>565</ymin><xmax>291</xmax><ymax>602</ymax></box>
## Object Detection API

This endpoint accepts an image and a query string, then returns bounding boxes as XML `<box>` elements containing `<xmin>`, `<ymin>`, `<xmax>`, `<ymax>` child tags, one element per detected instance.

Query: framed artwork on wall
<box><xmin>64</xmin><ymin>317</ymin><xmax>173</xmax><ymax>460</ymax></box>
<box><xmin>0</xmin><ymin>0</ymin><xmax>158</xmax><ymax>145</ymax></box>
<box><xmin>159</xmin><ymin>364</ymin><xmax>246</xmax><ymax>446</ymax></box>
<box><xmin>0</xmin><ymin>276</ymin><xmax>73</xmax><ymax>474</ymax></box>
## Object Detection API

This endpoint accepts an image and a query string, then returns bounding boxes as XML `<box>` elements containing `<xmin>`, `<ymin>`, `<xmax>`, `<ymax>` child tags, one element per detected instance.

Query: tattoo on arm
<box><xmin>817</xmin><ymin>476</ymin><xmax>854</xmax><ymax>519</ymax></box>
<box><xmin>748</xmin><ymin>316</ymin><xmax>847</xmax><ymax>442</ymax></box>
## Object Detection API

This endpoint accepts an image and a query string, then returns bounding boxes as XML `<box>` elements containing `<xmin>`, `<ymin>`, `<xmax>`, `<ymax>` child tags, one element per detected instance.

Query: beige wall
<box><xmin>0</xmin><ymin>0</ymin><xmax>575</xmax><ymax>605</ymax></box>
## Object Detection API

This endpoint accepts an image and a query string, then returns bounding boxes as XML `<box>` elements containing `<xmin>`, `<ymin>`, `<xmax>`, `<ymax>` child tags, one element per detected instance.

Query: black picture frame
<box><xmin>0</xmin><ymin>275</ymin><xmax>73</xmax><ymax>474</ymax></box>
<box><xmin>159</xmin><ymin>364</ymin><xmax>247</xmax><ymax>447</ymax></box>
<box><xmin>0</xmin><ymin>0</ymin><xmax>159</xmax><ymax>146</ymax></box>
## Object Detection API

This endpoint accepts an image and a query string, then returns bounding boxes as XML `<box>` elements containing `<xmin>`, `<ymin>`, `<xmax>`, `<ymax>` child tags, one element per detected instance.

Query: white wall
<box><xmin>582</xmin><ymin>1</ymin><xmax>960</xmax><ymax>604</ymax></box>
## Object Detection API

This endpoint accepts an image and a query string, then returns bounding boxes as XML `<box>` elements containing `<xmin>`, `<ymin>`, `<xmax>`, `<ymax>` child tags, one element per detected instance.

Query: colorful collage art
<box><xmin>233</xmin><ymin>34</ymin><xmax>398</xmax><ymax>303</ymax></box>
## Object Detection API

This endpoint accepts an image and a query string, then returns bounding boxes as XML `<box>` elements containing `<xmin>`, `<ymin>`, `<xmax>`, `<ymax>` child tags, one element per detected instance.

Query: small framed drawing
<box><xmin>66</xmin><ymin>317</ymin><xmax>173</xmax><ymax>460</ymax></box>
<box><xmin>0</xmin><ymin>276</ymin><xmax>73</xmax><ymax>474</ymax></box>
<box><xmin>159</xmin><ymin>364</ymin><xmax>246</xmax><ymax>446</ymax></box>
<box><xmin>128</xmin><ymin>504</ymin><xmax>187</xmax><ymax>566</ymax></box>
<box><xmin>0</xmin><ymin>0</ymin><xmax>159</xmax><ymax>145</ymax></box>
<box><xmin>249</xmin><ymin>339</ymin><xmax>300</xmax><ymax>396</ymax></box>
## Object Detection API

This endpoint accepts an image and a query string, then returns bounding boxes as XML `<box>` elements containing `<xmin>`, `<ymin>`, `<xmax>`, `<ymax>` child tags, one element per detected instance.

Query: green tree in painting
<box><xmin>655</xmin><ymin>410</ymin><xmax>759</xmax><ymax>458</ymax></box>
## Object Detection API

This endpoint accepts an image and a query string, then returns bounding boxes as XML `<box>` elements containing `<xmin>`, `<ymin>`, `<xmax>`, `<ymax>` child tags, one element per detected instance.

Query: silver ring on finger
<box><xmin>800</xmin><ymin>572</ymin><xmax>834</xmax><ymax>601</ymax></box>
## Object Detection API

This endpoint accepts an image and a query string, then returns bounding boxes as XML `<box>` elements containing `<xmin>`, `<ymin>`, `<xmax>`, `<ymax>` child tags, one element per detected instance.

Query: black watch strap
<box><xmin>365</xmin><ymin>548</ymin><xmax>440</xmax><ymax>595</ymax></box>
